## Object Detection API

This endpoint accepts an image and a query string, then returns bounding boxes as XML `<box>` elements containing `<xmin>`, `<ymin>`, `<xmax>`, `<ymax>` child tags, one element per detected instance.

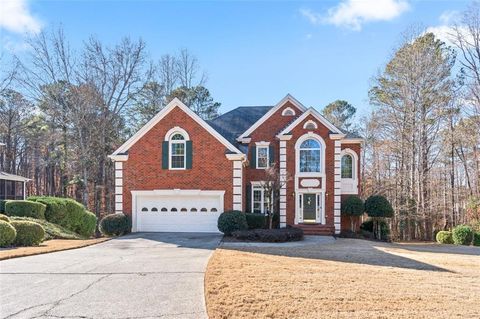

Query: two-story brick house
<box><xmin>109</xmin><ymin>94</ymin><xmax>362</xmax><ymax>235</ymax></box>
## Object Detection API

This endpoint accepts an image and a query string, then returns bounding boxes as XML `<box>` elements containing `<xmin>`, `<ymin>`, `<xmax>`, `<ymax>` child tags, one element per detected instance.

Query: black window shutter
<box><xmin>162</xmin><ymin>141</ymin><xmax>169</xmax><ymax>169</ymax></box>
<box><xmin>186</xmin><ymin>141</ymin><xmax>193</xmax><ymax>169</ymax></box>
<box><xmin>245</xmin><ymin>184</ymin><xmax>252</xmax><ymax>213</ymax></box>
<box><xmin>269</xmin><ymin>145</ymin><xmax>274</xmax><ymax>166</ymax></box>
<box><xmin>250</xmin><ymin>145</ymin><xmax>256</xmax><ymax>168</ymax></box>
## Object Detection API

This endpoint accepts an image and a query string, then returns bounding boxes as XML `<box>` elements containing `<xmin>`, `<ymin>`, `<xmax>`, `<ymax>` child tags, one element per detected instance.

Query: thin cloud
<box><xmin>301</xmin><ymin>0</ymin><xmax>410</xmax><ymax>31</ymax></box>
<box><xmin>425</xmin><ymin>11</ymin><xmax>470</xmax><ymax>47</ymax></box>
<box><xmin>0</xmin><ymin>0</ymin><xmax>42</xmax><ymax>34</ymax></box>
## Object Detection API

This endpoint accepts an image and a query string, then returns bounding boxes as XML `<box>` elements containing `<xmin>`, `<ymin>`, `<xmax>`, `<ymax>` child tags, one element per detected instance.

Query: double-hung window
<box><xmin>170</xmin><ymin>133</ymin><xmax>186</xmax><ymax>169</ymax></box>
<box><xmin>299</xmin><ymin>139</ymin><xmax>321</xmax><ymax>173</ymax></box>
<box><xmin>256</xmin><ymin>146</ymin><xmax>269</xmax><ymax>169</ymax></box>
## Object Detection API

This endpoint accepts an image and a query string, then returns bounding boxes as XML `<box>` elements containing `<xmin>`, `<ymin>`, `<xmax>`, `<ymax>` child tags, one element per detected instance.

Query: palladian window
<box><xmin>299</xmin><ymin>139</ymin><xmax>321</xmax><ymax>172</ymax></box>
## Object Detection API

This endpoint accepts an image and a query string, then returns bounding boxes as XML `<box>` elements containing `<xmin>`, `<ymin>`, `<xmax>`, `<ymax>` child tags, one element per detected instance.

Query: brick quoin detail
<box><xmin>122</xmin><ymin>107</ymin><xmax>234</xmax><ymax>218</ymax></box>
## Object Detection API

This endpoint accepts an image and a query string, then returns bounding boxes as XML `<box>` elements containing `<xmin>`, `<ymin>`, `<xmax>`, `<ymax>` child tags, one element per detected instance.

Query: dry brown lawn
<box><xmin>0</xmin><ymin>238</ymin><xmax>109</xmax><ymax>260</ymax></box>
<box><xmin>205</xmin><ymin>238</ymin><xmax>480</xmax><ymax>319</ymax></box>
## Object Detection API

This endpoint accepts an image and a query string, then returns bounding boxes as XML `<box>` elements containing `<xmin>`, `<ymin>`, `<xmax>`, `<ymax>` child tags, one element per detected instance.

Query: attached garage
<box><xmin>131</xmin><ymin>189</ymin><xmax>224</xmax><ymax>233</ymax></box>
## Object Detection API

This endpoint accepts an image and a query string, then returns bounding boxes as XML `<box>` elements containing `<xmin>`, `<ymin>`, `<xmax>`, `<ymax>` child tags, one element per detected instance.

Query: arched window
<box><xmin>341</xmin><ymin>154</ymin><xmax>353</xmax><ymax>178</ymax></box>
<box><xmin>170</xmin><ymin>133</ymin><xmax>186</xmax><ymax>169</ymax></box>
<box><xmin>161</xmin><ymin>207</ymin><xmax>168</xmax><ymax>212</ymax></box>
<box><xmin>151</xmin><ymin>207</ymin><xmax>158</xmax><ymax>212</ymax></box>
<box><xmin>299</xmin><ymin>139</ymin><xmax>321</xmax><ymax>172</ymax></box>
<box><xmin>141</xmin><ymin>207</ymin><xmax>148</xmax><ymax>212</ymax></box>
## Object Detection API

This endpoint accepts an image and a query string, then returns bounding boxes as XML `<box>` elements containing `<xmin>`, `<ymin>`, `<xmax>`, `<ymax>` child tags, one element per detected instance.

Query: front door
<box><xmin>303</xmin><ymin>193</ymin><xmax>316</xmax><ymax>221</ymax></box>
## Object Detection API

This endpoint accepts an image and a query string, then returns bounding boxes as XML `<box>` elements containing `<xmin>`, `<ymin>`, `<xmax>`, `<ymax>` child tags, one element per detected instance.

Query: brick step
<box><xmin>295</xmin><ymin>224</ymin><xmax>335</xmax><ymax>236</ymax></box>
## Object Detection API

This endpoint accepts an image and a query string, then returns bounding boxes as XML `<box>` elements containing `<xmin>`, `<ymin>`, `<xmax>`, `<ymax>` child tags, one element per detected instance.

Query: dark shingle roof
<box><xmin>208</xmin><ymin>106</ymin><xmax>273</xmax><ymax>151</ymax></box>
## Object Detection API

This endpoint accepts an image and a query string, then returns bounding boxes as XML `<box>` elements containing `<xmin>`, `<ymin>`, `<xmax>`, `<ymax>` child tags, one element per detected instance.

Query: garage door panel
<box><xmin>134</xmin><ymin>190</ymin><xmax>224</xmax><ymax>233</ymax></box>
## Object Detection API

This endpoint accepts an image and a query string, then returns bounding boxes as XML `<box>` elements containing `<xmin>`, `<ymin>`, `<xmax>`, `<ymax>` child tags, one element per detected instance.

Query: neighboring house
<box><xmin>109</xmin><ymin>95</ymin><xmax>363</xmax><ymax>234</ymax></box>
<box><xmin>0</xmin><ymin>172</ymin><xmax>31</xmax><ymax>200</ymax></box>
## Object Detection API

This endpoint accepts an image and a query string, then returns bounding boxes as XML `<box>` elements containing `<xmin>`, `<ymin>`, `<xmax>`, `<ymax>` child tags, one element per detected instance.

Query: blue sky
<box><xmin>0</xmin><ymin>0</ymin><xmax>471</xmax><ymax>118</ymax></box>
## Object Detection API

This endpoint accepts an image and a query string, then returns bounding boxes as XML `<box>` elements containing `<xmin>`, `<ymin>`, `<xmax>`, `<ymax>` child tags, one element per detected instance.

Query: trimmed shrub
<box><xmin>217</xmin><ymin>210</ymin><xmax>248</xmax><ymax>236</ymax></box>
<box><xmin>341</xmin><ymin>195</ymin><xmax>364</xmax><ymax>231</ymax></box>
<box><xmin>28</xmin><ymin>196</ymin><xmax>97</xmax><ymax>237</ymax></box>
<box><xmin>99</xmin><ymin>213</ymin><xmax>130</xmax><ymax>236</ymax></box>
<box><xmin>0</xmin><ymin>200</ymin><xmax>6</xmax><ymax>213</ymax></box>
<box><xmin>0</xmin><ymin>213</ymin><xmax>10</xmax><ymax>222</ymax></box>
<box><xmin>232</xmin><ymin>227</ymin><xmax>304</xmax><ymax>242</ymax></box>
<box><xmin>76</xmin><ymin>211</ymin><xmax>97</xmax><ymax>237</ymax></box>
<box><xmin>245</xmin><ymin>213</ymin><xmax>266</xmax><ymax>229</ymax></box>
<box><xmin>436</xmin><ymin>231</ymin><xmax>453</xmax><ymax>244</ymax></box>
<box><xmin>473</xmin><ymin>232</ymin><xmax>480</xmax><ymax>247</ymax></box>
<box><xmin>5</xmin><ymin>200</ymin><xmax>46</xmax><ymax>219</ymax></box>
<box><xmin>452</xmin><ymin>225</ymin><xmax>474</xmax><ymax>245</ymax></box>
<box><xmin>10</xmin><ymin>220</ymin><xmax>45</xmax><ymax>246</ymax></box>
<box><xmin>360</xmin><ymin>219</ymin><xmax>390</xmax><ymax>240</ymax></box>
<box><xmin>365</xmin><ymin>195</ymin><xmax>394</xmax><ymax>218</ymax></box>
<box><xmin>0</xmin><ymin>220</ymin><xmax>16</xmax><ymax>247</ymax></box>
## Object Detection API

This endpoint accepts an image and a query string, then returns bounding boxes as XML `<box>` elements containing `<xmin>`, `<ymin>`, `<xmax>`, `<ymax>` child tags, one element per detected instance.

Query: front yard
<box><xmin>205</xmin><ymin>238</ymin><xmax>480</xmax><ymax>319</ymax></box>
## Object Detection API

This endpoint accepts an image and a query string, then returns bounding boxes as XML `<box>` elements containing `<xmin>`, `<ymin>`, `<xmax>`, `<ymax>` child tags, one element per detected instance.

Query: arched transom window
<box><xmin>170</xmin><ymin>133</ymin><xmax>186</xmax><ymax>169</ymax></box>
<box><xmin>299</xmin><ymin>139</ymin><xmax>321</xmax><ymax>172</ymax></box>
<box><xmin>341</xmin><ymin>154</ymin><xmax>353</xmax><ymax>178</ymax></box>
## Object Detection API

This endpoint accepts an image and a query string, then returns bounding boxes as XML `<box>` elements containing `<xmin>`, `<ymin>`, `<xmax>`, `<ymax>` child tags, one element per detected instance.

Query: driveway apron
<box><xmin>0</xmin><ymin>232</ymin><xmax>221</xmax><ymax>319</ymax></box>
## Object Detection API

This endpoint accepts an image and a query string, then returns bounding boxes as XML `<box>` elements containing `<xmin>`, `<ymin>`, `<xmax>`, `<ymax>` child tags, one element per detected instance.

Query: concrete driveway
<box><xmin>0</xmin><ymin>232</ymin><xmax>222</xmax><ymax>319</ymax></box>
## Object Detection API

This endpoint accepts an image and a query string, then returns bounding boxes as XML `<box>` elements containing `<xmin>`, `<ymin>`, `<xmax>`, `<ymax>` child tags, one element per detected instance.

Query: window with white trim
<box><xmin>341</xmin><ymin>154</ymin><xmax>353</xmax><ymax>178</ymax></box>
<box><xmin>256</xmin><ymin>146</ymin><xmax>269</xmax><ymax>169</ymax></box>
<box><xmin>299</xmin><ymin>139</ymin><xmax>321</xmax><ymax>172</ymax></box>
<box><xmin>170</xmin><ymin>133</ymin><xmax>186</xmax><ymax>169</ymax></box>
<box><xmin>252</xmin><ymin>184</ymin><xmax>272</xmax><ymax>215</ymax></box>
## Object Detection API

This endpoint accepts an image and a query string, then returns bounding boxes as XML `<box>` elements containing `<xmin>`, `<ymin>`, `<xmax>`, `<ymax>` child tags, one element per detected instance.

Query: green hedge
<box><xmin>0</xmin><ymin>213</ymin><xmax>10</xmax><ymax>222</ymax></box>
<box><xmin>0</xmin><ymin>200</ymin><xmax>6</xmax><ymax>213</ymax></box>
<box><xmin>436</xmin><ymin>231</ymin><xmax>453</xmax><ymax>244</ymax></box>
<box><xmin>245</xmin><ymin>213</ymin><xmax>266</xmax><ymax>229</ymax></box>
<box><xmin>232</xmin><ymin>227</ymin><xmax>304</xmax><ymax>242</ymax></box>
<box><xmin>452</xmin><ymin>225</ymin><xmax>474</xmax><ymax>245</ymax></box>
<box><xmin>217</xmin><ymin>210</ymin><xmax>248</xmax><ymax>236</ymax></box>
<box><xmin>5</xmin><ymin>200</ymin><xmax>46</xmax><ymax>219</ymax></box>
<box><xmin>473</xmin><ymin>232</ymin><xmax>480</xmax><ymax>247</ymax></box>
<box><xmin>28</xmin><ymin>196</ymin><xmax>97</xmax><ymax>237</ymax></box>
<box><xmin>360</xmin><ymin>219</ymin><xmax>390</xmax><ymax>240</ymax></box>
<box><xmin>10</xmin><ymin>220</ymin><xmax>45</xmax><ymax>246</ymax></box>
<box><xmin>0</xmin><ymin>220</ymin><xmax>16</xmax><ymax>247</ymax></box>
<box><xmin>99</xmin><ymin>213</ymin><xmax>130</xmax><ymax>237</ymax></box>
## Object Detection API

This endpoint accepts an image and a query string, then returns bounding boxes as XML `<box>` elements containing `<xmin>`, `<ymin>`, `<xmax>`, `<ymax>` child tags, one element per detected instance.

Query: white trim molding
<box><xmin>237</xmin><ymin>94</ymin><xmax>307</xmax><ymax>140</ymax></box>
<box><xmin>281</xmin><ymin>107</ymin><xmax>296</xmax><ymax>116</ymax></box>
<box><xmin>110</xmin><ymin>98</ymin><xmax>242</xmax><ymax>157</ymax></box>
<box><xmin>232</xmin><ymin>160</ymin><xmax>243</xmax><ymax>211</ymax></box>
<box><xmin>295</xmin><ymin>132</ymin><xmax>326</xmax><ymax>177</ymax></box>
<box><xmin>114</xmin><ymin>161</ymin><xmax>124</xmax><ymax>214</ymax></box>
<box><xmin>164</xmin><ymin>126</ymin><xmax>190</xmax><ymax>141</ymax></box>
<box><xmin>303</xmin><ymin>120</ymin><xmax>318</xmax><ymax>130</ymax></box>
<box><xmin>333</xmin><ymin>140</ymin><xmax>342</xmax><ymax>234</ymax></box>
<box><xmin>279</xmin><ymin>140</ymin><xmax>288</xmax><ymax>227</ymax></box>
<box><xmin>277</xmin><ymin>107</ymin><xmax>343</xmax><ymax>137</ymax></box>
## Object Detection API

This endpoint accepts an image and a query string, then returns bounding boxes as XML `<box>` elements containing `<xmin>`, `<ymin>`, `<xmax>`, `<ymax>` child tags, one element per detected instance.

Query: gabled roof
<box><xmin>236</xmin><ymin>94</ymin><xmax>307</xmax><ymax>140</ymax></box>
<box><xmin>207</xmin><ymin>106</ymin><xmax>273</xmax><ymax>148</ymax></box>
<box><xmin>277</xmin><ymin>107</ymin><xmax>344</xmax><ymax>136</ymax></box>
<box><xmin>0</xmin><ymin>172</ymin><xmax>31</xmax><ymax>182</ymax></box>
<box><xmin>110</xmin><ymin>98</ymin><xmax>243</xmax><ymax>159</ymax></box>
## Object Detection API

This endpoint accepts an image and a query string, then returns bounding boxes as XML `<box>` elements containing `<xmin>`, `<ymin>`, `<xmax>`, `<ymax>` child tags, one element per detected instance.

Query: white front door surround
<box><xmin>131</xmin><ymin>189</ymin><xmax>224</xmax><ymax>233</ymax></box>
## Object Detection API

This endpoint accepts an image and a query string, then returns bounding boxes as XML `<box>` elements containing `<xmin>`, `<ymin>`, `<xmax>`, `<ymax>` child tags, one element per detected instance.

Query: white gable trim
<box><xmin>237</xmin><ymin>94</ymin><xmax>307</xmax><ymax>140</ymax></box>
<box><xmin>276</xmin><ymin>107</ymin><xmax>343</xmax><ymax>137</ymax></box>
<box><xmin>110</xmin><ymin>98</ymin><xmax>242</xmax><ymax>157</ymax></box>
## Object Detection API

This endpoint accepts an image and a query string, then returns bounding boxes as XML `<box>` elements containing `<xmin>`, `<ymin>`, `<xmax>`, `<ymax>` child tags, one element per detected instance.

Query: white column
<box><xmin>279</xmin><ymin>140</ymin><xmax>287</xmax><ymax>228</ymax></box>
<box><xmin>334</xmin><ymin>140</ymin><xmax>342</xmax><ymax>234</ymax></box>
<box><xmin>232</xmin><ymin>160</ymin><xmax>243</xmax><ymax>211</ymax></box>
<box><xmin>115</xmin><ymin>161</ymin><xmax>123</xmax><ymax>213</ymax></box>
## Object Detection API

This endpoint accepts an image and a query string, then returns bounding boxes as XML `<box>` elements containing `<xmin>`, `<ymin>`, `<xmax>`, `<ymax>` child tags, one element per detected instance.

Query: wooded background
<box><xmin>1</xmin><ymin>3</ymin><xmax>479</xmax><ymax>240</ymax></box>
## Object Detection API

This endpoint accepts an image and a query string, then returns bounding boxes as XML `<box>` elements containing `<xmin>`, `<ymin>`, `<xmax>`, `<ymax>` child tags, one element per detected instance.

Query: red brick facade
<box><xmin>112</xmin><ymin>96</ymin><xmax>362</xmax><ymax>235</ymax></box>
<box><xmin>121</xmin><ymin>107</ymin><xmax>234</xmax><ymax>218</ymax></box>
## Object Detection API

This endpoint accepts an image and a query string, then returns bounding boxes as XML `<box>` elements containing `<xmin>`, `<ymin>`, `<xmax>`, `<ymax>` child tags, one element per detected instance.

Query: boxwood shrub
<box><xmin>0</xmin><ymin>220</ymin><xmax>16</xmax><ymax>247</ymax></box>
<box><xmin>5</xmin><ymin>200</ymin><xmax>46</xmax><ymax>219</ymax></box>
<box><xmin>99</xmin><ymin>213</ymin><xmax>130</xmax><ymax>237</ymax></box>
<box><xmin>473</xmin><ymin>232</ymin><xmax>480</xmax><ymax>247</ymax></box>
<box><xmin>452</xmin><ymin>225</ymin><xmax>474</xmax><ymax>245</ymax></box>
<box><xmin>436</xmin><ymin>230</ymin><xmax>453</xmax><ymax>244</ymax></box>
<box><xmin>28</xmin><ymin>196</ymin><xmax>97</xmax><ymax>237</ymax></box>
<box><xmin>0</xmin><ymin>213</ymin><xmax>10</xmax><ymax>222</ymax></box>
<box><xmin>360</xmin><ymin>219</ymin><xmax>390</xmax><ymax>240</ymax></box>
<box><xmin>10</xmin><ymin>220</ymin><xmax>45</xmax><ymax>246</ymax></box>
<box><xmin>232</xmin><ymin>227</ymin><xmax>304</xmax><ymax>242</ymax></box>
<box><xmin>217</xmin><ymin>210</ymin><xmax>248</xmax><ymax>236</ymax></box>
<box><xmin>245</xmin><ymin>213</ymin><xmax>266</xmax><ymax>229</ymax></box>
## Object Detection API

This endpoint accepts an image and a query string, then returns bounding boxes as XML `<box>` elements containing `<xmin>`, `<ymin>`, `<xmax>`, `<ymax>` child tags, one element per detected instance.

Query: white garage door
<box><xmin>132</xmin><ymin>190</ymin><xmax>224</xmax><ymax>233</ymax></box>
